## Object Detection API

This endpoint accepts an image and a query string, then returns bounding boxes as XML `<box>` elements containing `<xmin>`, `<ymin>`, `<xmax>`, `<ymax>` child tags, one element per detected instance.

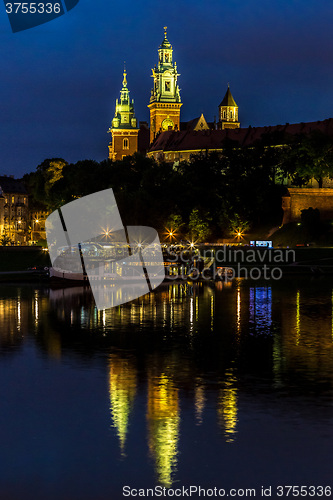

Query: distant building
<box><xmin>107</xmin><ymin>29</ymin><xmax>333</xmax><ymax>225</ymax></box>
<box><xmin>108</xmin><ymin>69</ymin><xmax>139</xmax><ymax>161</ymax></box>
<box><xmin>0</xmin><ymin>176</ymin><xmax>29</xmax><ymax>245</ymax></box>
<box><xmin>218</xmin><ymin>85</ymin><xmax>240</xmax><ymax>130</ymax></box>
<box><xmin>148</xmin><ymin>27</ymin><xmax>182</xmax><ymax>143</ymax></box>
<box><xmin>30</xmin><ymin>207</ymin><xmax>49</xmax><ymax>244</ymax></box>
<box><xmin>108</xmin><ymin>28</ymin><xmax>239</xmax><ymax>159</ymax></box>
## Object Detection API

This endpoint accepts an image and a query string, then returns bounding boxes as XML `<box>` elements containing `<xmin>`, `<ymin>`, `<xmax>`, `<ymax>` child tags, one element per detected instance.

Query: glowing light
<box><xmin>164</xmin><ymin>227</ymin><xmax>177</xmax><ymax>243</ymax></box>
<box><xmin>35</xmin><ymin>219</ymin><xmax>39</xmax><ymax>224</ymax></box>
<box><xmin>233</xmin><ymin>228</ymin><xmax>244</xmax><ymax>240</ymax></box>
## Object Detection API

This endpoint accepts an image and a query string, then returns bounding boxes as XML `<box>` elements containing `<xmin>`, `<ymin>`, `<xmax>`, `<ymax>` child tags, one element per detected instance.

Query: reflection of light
<box><xmin>34</xmin><ymin>290</ymin><xmax>39</xmax><ymax>325</ymax></box>
<box><xmin>147</xmin><ymin>373</ymin><xmax>179</xmax><ymax>487</ymax></box>
<box><xmin>194</xmin><ymin>381</ymin><xmax>205</xmax><ymax>425</ymax></box>
<box><xmin>189</xmin><ymin>297</ymin><xmax>194</xmax><ymax>331</ymax></box>
<box><xmin>296</xmin><ymin>290</ymin><xmax>300</xmax><ymax>344</ymax></box>
<box><xmin>210</xmin><ymin>295</ymin><xmax>214</xmax><ymax>332</ymax></box>
<box><xmin>217</xmin><ymin>369</ymin><xmax>238</xmax><ymax>443</ymax></box>
<box><xmin>236</xmin><ymin>286</ymin><xmax>241</xmax><ymax>336</ymax></box>
<box><xmin>249</xmin><ymin>287</ymin><xmax>272</xmax><ymax>334</ymax></box>
<box><xmin>109</xmin><ymin>355</ymin><xmax>137</xmax><ymax>456</ymax></box>
<box><xmin>17</xmin><ymin>297</ymin><xmax>21</xmax><ymax>331</ymax></box>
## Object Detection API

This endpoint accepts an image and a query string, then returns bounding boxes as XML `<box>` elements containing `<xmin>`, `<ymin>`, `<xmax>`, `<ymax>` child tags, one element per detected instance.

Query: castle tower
<box><xmin>108</xmin><ymin>68</ymin><xmax>139</xmax><ymax>160</ymax></box>
<box><xmin>219</xmin><ymin>85</ymin><xmax>240</xmax><ymax>130</ymax></box>
<box><xmin>148</xmin><ymin>27</ymin><xmax>182</xmax><ymax>143</ymax></box>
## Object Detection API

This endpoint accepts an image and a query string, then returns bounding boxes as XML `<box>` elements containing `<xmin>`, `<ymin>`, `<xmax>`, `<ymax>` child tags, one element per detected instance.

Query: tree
<box><xmin>188</xmin><ymin>208</ymin><xmax>212</xmax><ymax>242</ymax></box>
<box><xmin>282</xmin><ymin>131</ymin><xmax>333</xmax><ymax>187</ymax></box>
<box><xmin>0</xmin><ymin>234</ymin><xmax>11</xmax><ymax>246</ymax></box>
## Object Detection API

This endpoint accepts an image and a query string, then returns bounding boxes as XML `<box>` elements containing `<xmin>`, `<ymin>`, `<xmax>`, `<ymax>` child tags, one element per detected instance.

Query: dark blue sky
<box><xmin>1</xmin><ymin>0</ymin><xmax>333</xmax><ymax>177</ymax></box>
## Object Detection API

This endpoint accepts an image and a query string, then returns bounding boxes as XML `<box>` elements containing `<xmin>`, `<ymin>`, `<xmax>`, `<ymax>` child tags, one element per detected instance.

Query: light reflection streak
<box><xmin>236</xmin><ymin>286</ymin><xmax>241</xmax><ymax>336</ymax></box>
<box><xmin>296</xmin><ymin>290</ymin><xmax>300</xmax><ymax>345</ymax></box>
<box><xmin>17</xmin><ymin>297</ymin><xmax>21</xmax><ymax>331</ymax></box>
<box><xmin>109</xmin><ymin>354</ymin><xmax>137</xmax><ymax>457</ymax></box>
<box><xmin>217</xmin><ymin>369</ymin><xmax>238</xmax><ymax>443</ymax></box>
<box><xmin>194</xmin><ymin>380</ymin><xmax>205</xmax><ymax>425</ymax></box>
<box><xmin>147</xmin><ymin>372</ymin><xmax>180</xmax><ymax>487</ymax></box>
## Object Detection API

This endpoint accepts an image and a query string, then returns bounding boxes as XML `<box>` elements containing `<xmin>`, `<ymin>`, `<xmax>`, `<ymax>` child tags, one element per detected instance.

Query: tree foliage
<box><xmin>23</xmin><ymin>129</ymin><xmax>333</xmax><ymax>242</ymax></box>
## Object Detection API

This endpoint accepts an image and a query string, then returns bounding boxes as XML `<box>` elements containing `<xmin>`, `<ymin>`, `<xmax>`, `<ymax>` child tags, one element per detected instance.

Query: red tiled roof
<box><xmin>148</xmin><ymin>118</ymin><xmax>333</xmax><ymax>153</ymax></box>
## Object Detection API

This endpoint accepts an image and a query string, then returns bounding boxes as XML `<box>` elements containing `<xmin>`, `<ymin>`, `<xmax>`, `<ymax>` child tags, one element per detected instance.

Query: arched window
<box><xmin>223</xmin><ymin>111</ymin><xmax>226</xmax><ymax>119</ymax></box>
<box><xmin>230</xmin><ymin>110</ymin><xmax>233</xmax><ymax>119</ymax></box>
<box><xmin>123</xmin><ymin>138</ymin><xmax>129</xmax><ymax>149</ymax></box>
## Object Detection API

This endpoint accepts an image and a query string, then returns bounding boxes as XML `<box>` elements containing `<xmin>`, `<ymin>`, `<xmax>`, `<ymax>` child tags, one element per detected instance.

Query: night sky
<box><xmin>1</xmin><ymin>0</ymin><xmax>333</xmax><ymax>177</ymax></box>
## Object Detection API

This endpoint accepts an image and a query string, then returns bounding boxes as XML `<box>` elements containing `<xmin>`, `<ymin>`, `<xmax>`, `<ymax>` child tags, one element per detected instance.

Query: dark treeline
<box><xmin>23</xmin><ymin>130</ymin><xmax>333</xmax><ymax>241</ymax></box>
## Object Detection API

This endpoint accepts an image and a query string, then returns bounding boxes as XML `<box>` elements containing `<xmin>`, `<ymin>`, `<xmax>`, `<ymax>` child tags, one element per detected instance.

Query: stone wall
<box><xmin>282</xmin><ymin>188</ymin><xmax>333</xmax><ymax>223</ymax></box>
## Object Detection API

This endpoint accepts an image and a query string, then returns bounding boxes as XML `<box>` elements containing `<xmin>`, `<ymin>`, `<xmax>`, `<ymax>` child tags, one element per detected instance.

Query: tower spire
<box><xmin>122</xmin><ymin>68</ymin><xmax>127</xmax><ymax>88</ymax></box>
<box><xmin>148</xmin><ymin>28</ymin><xmax>182</xmax><ymax>142</ymax></box>
<box><xmin>108</xmin><ymin>67</ymin><xmax>139</xmax><ymax>160</ymax></box>
<box><xmin>218</xmin><ymin>85</ymin><xmax>240</xmax><ymax>130</ymax></box>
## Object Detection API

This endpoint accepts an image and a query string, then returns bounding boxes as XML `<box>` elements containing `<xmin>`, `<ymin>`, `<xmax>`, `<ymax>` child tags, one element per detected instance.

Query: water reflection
<box><xmin>147</xmin><ymin>362</ymin><xmax>180</xmax><ymax>487</ymax></box>
<box><xmin>108</xmin><ymin>354</ymin><xmax>137</xmax><ymax>456</ymax></box>
<box><xmin>217</xmin><ymin>368</ymin><xmax>238</xmax><ymax>443</ymax></box>
<box><xmin>1</xmin><ymin>279</ymin><xmax>333</xmax><ymax>488</ymax></box>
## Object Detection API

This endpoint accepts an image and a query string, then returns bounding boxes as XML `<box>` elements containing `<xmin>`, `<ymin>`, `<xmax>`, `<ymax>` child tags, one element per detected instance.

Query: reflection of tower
<box><xmin>147</xmin><ymin>369</ymin><xmax>180</xmax><ymax>487</ymax></box>
<box><xmin>109</xmin><ymin>354</ymin><xmax>137</xmax><ymax>456</ymax></box>
<box><xmin>217</xmin><ymin>368</ymin><xmax>238</xmax><ymax>442</ymax></box>
<box><xmin>148</xmin><ymin>27</ymin><xmax>182</xmax><ymax>143</ymax></box>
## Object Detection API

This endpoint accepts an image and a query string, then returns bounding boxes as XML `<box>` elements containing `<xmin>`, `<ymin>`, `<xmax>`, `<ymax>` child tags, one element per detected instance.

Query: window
<box><xmin>165</xmin><ymin>81</ymin><xmax>171</xmax><ymax>92</ymax></box>
<box><xmin>165</xmin><ymin>53</ymin><xmax>169</xmax><ymax>63</ymax></box>
<box><xmin>230</xmin><ymin>110</ymin><xmax>233</xmax><ymax>118</ymax></box>
<box><xmin>223</xmin><ymin>111</ymin><xmax>226</xmax><ymax>119</ymax></box>
<box><xmin>11</xmin><ymin>196</ymin><xmax>14</xmax><ymax>204</ymax></box>
<box><xmin>123</xmin><ymin>138</ymin><xmax>129</xmax><ymax>149</ymax></box>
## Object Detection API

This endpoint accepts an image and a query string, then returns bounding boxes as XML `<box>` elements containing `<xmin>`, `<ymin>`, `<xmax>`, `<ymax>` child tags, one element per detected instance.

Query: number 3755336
<box><xmin>5</xmin><ymin>3</ymin><xmax>61</xmax><ymax>14</ymax></box>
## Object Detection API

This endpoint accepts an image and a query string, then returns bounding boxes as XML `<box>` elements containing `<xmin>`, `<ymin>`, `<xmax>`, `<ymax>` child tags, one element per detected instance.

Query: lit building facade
<box><xmin>218</xmin><ymin>84</ymin><xmax>240</xmax><ymax>130</ymax></box>
<box><xmin>0</xmin><ymin>176</ymin><xmax>29</xmax><ymax>245</ymax></box>
<box><xmin>148</xmin><ymin>27</ymin><xmax>182</xmax><ymax>143</ymax></box>
<box><xmin>108</xmin><ymin>69</ymin><xmax>139</xmax><ymax>161</ymax></box>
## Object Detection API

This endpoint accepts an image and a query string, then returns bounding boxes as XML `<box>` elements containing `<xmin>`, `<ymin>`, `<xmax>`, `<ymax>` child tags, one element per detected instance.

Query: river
<box><xmin>0</xmin><ymin>277</ymin><xmax>332</xmax><ymax>499</ymax></box>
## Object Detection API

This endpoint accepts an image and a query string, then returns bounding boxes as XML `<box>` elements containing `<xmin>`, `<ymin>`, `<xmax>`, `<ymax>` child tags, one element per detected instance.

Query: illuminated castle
<box><xmin>108</xmin><ymin>28</ymin><xmax>239</xmax><ymax>161</ymax></box>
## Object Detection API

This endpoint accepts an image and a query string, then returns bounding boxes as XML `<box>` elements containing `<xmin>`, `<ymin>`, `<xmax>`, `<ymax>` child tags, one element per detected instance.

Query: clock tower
<box><xmin>148</xmin><ymin>27</ymin><xmax>182</xmax><ymax>143</ymax></box>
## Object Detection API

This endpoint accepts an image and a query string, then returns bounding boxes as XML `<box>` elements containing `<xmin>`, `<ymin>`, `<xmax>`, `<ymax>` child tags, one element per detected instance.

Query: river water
<box><xmin>0</xmin><ymin>278</ymin><xmax>332</xmax><ymax>499</ymax></box>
